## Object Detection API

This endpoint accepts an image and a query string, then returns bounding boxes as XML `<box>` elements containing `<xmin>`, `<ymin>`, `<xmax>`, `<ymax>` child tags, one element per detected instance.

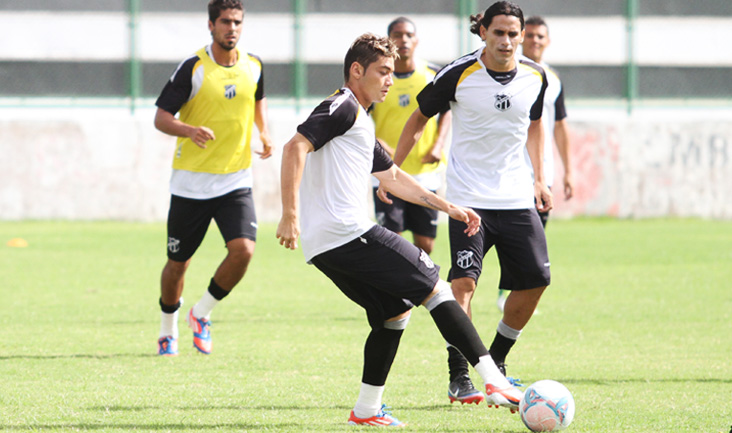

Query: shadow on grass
<box><xmin>86</xmin><ymin>404</ymin><xmax>453</xmax><ymax>412</ymax></box>
<box><xmin>0</xmin><ymin>423</ymin><xmax>301</xmax><ymax>431</ymax></box>
<box><xmin>0</xmin><ymin>353</ymin><xmax>158</xmax><ymax>360</ymax></box>
<box><xmin>558</xmin><ymin>377</ymin><xmax>732</xmax><ymax>384</ymax></box>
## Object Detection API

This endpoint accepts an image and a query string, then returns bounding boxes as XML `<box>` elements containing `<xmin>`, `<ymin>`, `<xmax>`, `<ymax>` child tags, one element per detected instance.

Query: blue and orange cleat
<box><xmin>157</xmin><ymin>335</ymin><xmax>178</xmax><ymax>356</ymax></box>
<box><xmin>348</xmin><ymin>405</ymin><xmax>406</xmax><ymax>427</ymax></box>
<box><xmin>186</xmin><ymin>308</ymin><xmax>212</xmax><ymax>354</ymax></box>
<box><xmin>485</xmin><ymin>383</ymin><xmax>523</xmax><ymax>413</ymax></box>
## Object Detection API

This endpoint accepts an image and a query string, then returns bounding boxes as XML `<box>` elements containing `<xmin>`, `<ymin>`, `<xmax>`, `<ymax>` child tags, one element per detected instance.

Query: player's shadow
<box><xmin>0</xmin><ymin>353</ymin><xmax>159</xmax><ymax>360</ymax></box>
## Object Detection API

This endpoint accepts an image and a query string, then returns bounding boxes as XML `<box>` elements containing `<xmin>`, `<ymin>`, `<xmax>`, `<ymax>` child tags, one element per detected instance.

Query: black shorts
<box><xmin>373</xmin><ymin>188</ymin><xmax>439</xmax><ymax>238</ymax></box>
<box><xmin>166</xmin><ymin>188</ymin><xmax>257</xmax><ymax>262</ymax></box>
<box><xmin>447</xmin><ymin>208</ymin><xmax>550</xmax><ymax>291</ymax></box>
<box><xmin>310</xmin><ymin>225</ymin><xmax>440</xmax><ymax>330</ymax></box>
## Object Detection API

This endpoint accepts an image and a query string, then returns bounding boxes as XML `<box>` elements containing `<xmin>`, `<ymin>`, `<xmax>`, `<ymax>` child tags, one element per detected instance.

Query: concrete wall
<box><xmin>2</xmin><ymin>105</ymin><xmax>730</xmax><ymax>222</ymax></box>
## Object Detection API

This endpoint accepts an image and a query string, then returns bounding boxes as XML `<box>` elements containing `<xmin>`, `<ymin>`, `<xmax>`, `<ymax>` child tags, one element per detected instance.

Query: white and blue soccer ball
<box><xmin>519</xmin><ymin>380</ymin><xmax>575</xmax><ymax>432</ymax></box>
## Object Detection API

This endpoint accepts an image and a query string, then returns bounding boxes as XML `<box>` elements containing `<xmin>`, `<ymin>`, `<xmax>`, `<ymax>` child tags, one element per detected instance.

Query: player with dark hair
<box><xmin>277</xmin><ymin>32</ymin><xmax>523</xmax><ymax>426</ymax></box>
<box><xmin>395</xmin><ymin>0</ymin><xmax>552</xmax><ymax>405</ymax></box>
<box><xmin>153</xmin><ymin>0</ymin><xmax>272</xmax><ymax>356</ymax></box>
<box><xmin>371</xmin><ymin>16</ymin><xmax>451</xmax><ymax>255</ymax></box>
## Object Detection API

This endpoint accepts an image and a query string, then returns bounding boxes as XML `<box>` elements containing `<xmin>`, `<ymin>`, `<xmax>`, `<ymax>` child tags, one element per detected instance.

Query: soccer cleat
<box><xmin>448</xmin><ymin>375</ymin><xmax>485</xmax><ymax>405</ymax></box>
<box><xmin>348</xmin><ymin>404</ymin><xmax>406</xmax><ymax>427</ymax></box>
<box><xmin>495</xmin><ymin>362</ymin><xmax>523</xmax><ymax>387</ymax></box>
<box><xmin>484</xmin><ymin>383</ymin><xmax>523</xmax><ymax>413</ymax></box>
<box><xmin>186</xmin><ymin>308</ymin><xmax>212</xmax><ymax>354</ymax></box>
<box><xmin>157</xmin><ymin>335</ymin><xmax>178</xmax><ymax>356</ymax></box>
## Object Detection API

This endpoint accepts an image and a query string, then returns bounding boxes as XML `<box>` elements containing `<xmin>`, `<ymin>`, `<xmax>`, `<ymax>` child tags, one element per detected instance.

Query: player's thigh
<box><xmin>495</xmin><ymin>209</ymin><xmax>551</xmax><ymax>291</ymax></box>
<box><xmin>404</xmin><ymin>200</ymin><xmax>438</xmax><ymax>239</ymax></box>
<box><xmin>166</xmin><ymin>195</ymin><xmax>216</xmax><ymax>261</ymax></box>
<box><xmin>213</xmin><ymin>188</ymin><xmax>257</xmax><ymax>243</ymax></box>
<box><xmin>311</xmin><ymin>226</ymin><xmax>438</xmax><ymax>329</ymax></box>
<box><xmin>373</xmin><ymin>188</ymin><xmax>406</xmax><ymax>233</ymax></box>
<box><xmin>447</xmin><ymin>208</ymin><xmax>497</xmax><ymax>283</ymax></box>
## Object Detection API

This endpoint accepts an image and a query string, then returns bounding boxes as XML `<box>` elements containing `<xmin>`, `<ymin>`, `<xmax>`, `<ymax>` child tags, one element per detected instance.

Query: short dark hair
<box><xmin>343</xmin><ymin>33</ymin><xmax>397</xmax><ymax>81</ymax></box>
<box><xmin>208</xmin><ymin>0</ymin><xmax>244</xmax><ymax>23</ymax></box>
<box><xmin>525</xmin><ymin>16</ymin><xmax>548</xmax><ymax>28</ymax></box>
<box><xmin>387</xmin><ymin>16</ymin><xmax>416</xmax><ymax>36</ymax></box>
<box><xmin>469</xmin><ymin>1</ymin><xmax>524</xmax><ymax>35</ymax></box>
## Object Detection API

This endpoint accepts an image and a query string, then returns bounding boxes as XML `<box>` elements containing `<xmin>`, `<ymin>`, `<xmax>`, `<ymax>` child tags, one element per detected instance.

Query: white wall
<box><xmin>2</xmin><ymin>104</ymin><xmax>731</xmax><ymax>221</ymax></box>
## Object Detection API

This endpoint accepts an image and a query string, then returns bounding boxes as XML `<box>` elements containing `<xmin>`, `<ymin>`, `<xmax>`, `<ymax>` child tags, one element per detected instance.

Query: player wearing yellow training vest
<box><xmin>372</xmin><ymin>17</ymin><xmax>451</xmax><ymax>255</ymax></box>
<box><xmin>153</xmin><ymin>0</ymin><xmax>272</xmax><ymax>357</ymax></box>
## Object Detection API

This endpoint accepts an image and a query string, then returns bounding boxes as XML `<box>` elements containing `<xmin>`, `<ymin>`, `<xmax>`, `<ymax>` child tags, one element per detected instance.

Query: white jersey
<box><xmin>518</xmin><ymin>55</ymin><xmax>567</xmax><ymax>188</ymax></box>
<box><xmin>417</xmin><ymin>49</ymin><xmax>547</xmax><ymax>210</ymax></box>
<box><xmin>296</xmin><ymin>88</ymin><xmax>394</xmax><ymax>262</ymax></box>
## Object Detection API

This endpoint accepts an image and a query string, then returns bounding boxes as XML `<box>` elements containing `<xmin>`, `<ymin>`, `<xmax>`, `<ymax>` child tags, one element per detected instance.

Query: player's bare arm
<box><xmin>154</xmin><ymin>107</ymin><xmax>215</xmax><ymax>149</ymax></box>
<box><xmin>554</xmin><ymin>118</ymin><xmax>573</xmax><ymax>200</ymax></box>
<box><xmin>394</xmin><ymin>108</ymin><xmax>431</xmax><ymax>166</ymax></box>
<box><xmin>374</xmin><ymin>164</ymin><xmax>480</xmax><ymax>236</ymax></box>
<box><xmin>422</xmin><ymin>110</ymin><xmax>452</xmax><ymax>164</ymax></box>
<box><xmin>276</xmin><ymin>133</ymin><xmax>314</xmax><ymax>250</ymax></box>
<box><xmin>526</xmin><ymin>118</ymin><xmax>553</xmax><ymax>212</ymax></box>
<box><xmin>254</xmin><ymin>98</ymin><xmax>273</xmax><ymax>159</ymax></box>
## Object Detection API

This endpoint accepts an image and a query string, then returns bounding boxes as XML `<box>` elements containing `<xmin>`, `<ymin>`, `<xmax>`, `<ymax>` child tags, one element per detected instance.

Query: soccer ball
<box><xmin>519</xmin><ymin>380</ymin><xmax>575</xmax><ymax>432</ymax></box>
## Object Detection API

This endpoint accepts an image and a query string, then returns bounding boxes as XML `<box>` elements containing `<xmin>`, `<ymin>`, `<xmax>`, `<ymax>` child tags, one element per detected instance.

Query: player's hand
<box><xmin>189</xmin><ymin>126</ymin><xmax>215</xmax><ymax>148</ymax></box>
<box><xmin>376</xmin><ymin>185</ymin><xmax>392</xmax><ymax>204</ymax></box>
<box><xmin>448</xmin><ymin>205</ymin><xmax>481</xmax><ymax>237</ymax></box>
<box><xmin>421</xmin><ymin>145</ymin><xmax>442</xmax><ymax>164</ymax></box>
<box><xmin>563</xmin><ymin>172</ymin><xmax>574</xmax><ymax>200</ymax></box>
<box><xmin>276</xmin><ymin>215</ymin><xmax>300</xmax><ymax>250</ymax></box>
<box><xmin>535</xmin><ymin>182</ymin><xmax>554</xmax><ymax>212</ymax></box>
<box><xmin>255</xmin><ymin>132</ymin><xmax>274</xmax><ymax>159</ymax></box>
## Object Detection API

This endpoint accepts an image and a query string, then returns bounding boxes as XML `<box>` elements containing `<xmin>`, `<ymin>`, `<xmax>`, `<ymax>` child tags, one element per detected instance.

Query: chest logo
<box><xmin>494</xmin><ymin>93</ymin><xmax>511</xmax><ymax>111</ymax></box>
<box><xmin>224</xmin><ymin>84</ymin><xmax>237</xmax><ymax>99</ymax></box>
<box><xmin>398</xmin><ymin>94</ymin><xmax>410</xmax><ymax>107</ymax></box>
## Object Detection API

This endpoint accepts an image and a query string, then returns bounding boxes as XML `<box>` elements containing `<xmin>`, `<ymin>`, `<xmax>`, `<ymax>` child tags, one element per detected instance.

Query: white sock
<box><xmin>192</xmin><ymin>291</ymin><xmax>218</xmax><ymax>320</ymax></box>
<box><xmin>497</xmin><ymin>320</ymin><xmax>522</xmax><ymax>340</ymax></box>
<box><xmin>353</xmin><ymin>383</ymin><xmax>385</xmax><ymax>419</ymax></box>
<box><xmin>475</xmin><ymin>354</ymin><xmax>512</xmax><ymax>388</ymax></box>
<box><xmin>160</xmin><ymin>309</ymin><xmax>179</xmax><ymax>339</ymax></box>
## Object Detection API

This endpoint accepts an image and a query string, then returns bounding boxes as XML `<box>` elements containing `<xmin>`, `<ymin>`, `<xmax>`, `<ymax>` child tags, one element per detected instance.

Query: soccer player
<box><xmin>371</xmin><ymin>16</ymin><xmax>452</xmax><ymax>255</ymax></box>
<box><xmin>394</xmin><ymin>1</ymin><xmax>552</xmax><ymax>404</ymax></box>
<box><xmin>153</xmin><ymin>0</ymin><xmax>273</xmax><ymax>356</ymax></box>
<box><xmin>497</xmin><ymin>15</ymin><xmax>574</xmax><ymax>311</ymax></box>
<box><xmin>520</xmin><ymin>15</ymin><xmax>573</xmax><ymax>223</ymax></box>
<box><xmin>277</xmin><ymin>33</ymin><xmax>523</xmax><ymax>426</ymax></box>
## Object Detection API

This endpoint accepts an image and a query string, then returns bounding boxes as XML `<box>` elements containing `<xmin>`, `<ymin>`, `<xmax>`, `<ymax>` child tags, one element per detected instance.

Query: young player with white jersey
<box><xmin>394</xmin><ymin>1</ymin><xmax>553</xmax><ymax>405</ymax></box>
<box><xmin>153</xmin><ymin>0</ymin><xmax>273</xmax><ymax>356</ymax></box>
<box><xmin>276</xmin><ymin>33</ymin><xmax>523</xmax><ymax>426</ymax></box>
<box><xmin>371</xmin><ymin>16</ymin><xmax>451</xmax><ymax>255</ymax></box>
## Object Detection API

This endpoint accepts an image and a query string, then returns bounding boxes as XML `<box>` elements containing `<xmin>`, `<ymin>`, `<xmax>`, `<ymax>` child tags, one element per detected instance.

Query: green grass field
<box><xmin>1</xmin><ymin>219</ymin><xmax>731</xmax><ymax>432</ymax></box>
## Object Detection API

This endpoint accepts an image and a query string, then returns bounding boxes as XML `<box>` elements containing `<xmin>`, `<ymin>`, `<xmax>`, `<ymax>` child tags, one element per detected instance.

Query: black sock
<box><xmin>208</xmin><ymin>278</ymin><xmax>230</xmax><ymax>301</ymax></box>
<box><xmin>489</xmin><ymin>332</ymin><xmax>516</xmax><ymax>365</ymax></box>
<box><xmin>159</xmin><ymin>298</ymin><xmax>181</xmax><ymax>313</ymax></box>
<box><xmin>362</xmin><ymin>327</ymin><xmax>404</xmax><ymax>386</ymax></box>
<box><xmin>447</xmin><ymin>346</ymin><xmax>469</xmax><ymax>381</ymax></box>
<box><xmin>429</xmin><ymin>300</ymin><xmax>488</xmax><ymax>366</ymax></box>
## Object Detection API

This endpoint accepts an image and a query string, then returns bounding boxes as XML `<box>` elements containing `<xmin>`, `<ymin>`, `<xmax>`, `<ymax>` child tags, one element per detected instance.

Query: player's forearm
<box><xmin>394</xmin><ymin>109</ymin><xmax>429</xmax><ymax>166</ymax></box>
<box><xmin>432</xmin><ymin>110</ymin><xmax>452</xmax><ymax>153</ymax></box>
<box><xmin>254</xmin><ymin>98</ymin><xmax>271</xmax><ymax>138</ymax></box>
<box><xmin>377</xmin><ymin>167</ymin><xmax>447</xmax><ymax>212</ymax></box>
<box><xmin>554</xmin><ymin>119</ymin><xmax>571</xmax><ymax>173</ymax></box>
<box><xmin>154</xmin><ymin>109</ymin><xmax>196</xmax><ymax>138</ymax></box>
<box><xmin>279</xmin><ymin>138</ymin><xmax>309</xmax><ymax>218</ymax></box>
<box><xmin>526</xmin><ymin>119</ymin><xmax>545</xmax><ymax>184</ymax></box>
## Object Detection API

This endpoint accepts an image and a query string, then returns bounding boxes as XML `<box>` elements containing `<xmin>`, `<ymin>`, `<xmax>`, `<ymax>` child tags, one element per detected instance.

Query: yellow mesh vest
<box><xmin>173</xmin><ymin>47</ymin><xmax>259</xmax><ymax>174</ymax></box>
<box><xmin>371</xmin><ymin>60</ymin><xmax>444</xmax><ymax>175</ymax></box>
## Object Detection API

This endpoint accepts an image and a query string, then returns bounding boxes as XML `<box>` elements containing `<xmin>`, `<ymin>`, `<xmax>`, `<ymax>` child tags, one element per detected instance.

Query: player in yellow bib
<box><xmin>153</xmin><ymin>0</ymin><xmax>272</xmax><ymax>357</ymax></box>
<box><xmin>371</xmin><ymin>17</ymin><xmax>451</xmax><ymax>255</ymax></box>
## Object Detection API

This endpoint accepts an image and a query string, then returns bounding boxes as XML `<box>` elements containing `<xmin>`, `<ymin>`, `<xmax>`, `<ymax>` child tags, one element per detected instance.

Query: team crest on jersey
<box><xmin>168</xmin><ymin>237</ymin><xmax>180</xmax><ymax>253</ymax></box>
<box><xmin>398</xmin><ymin>94</ymin><xmax>410</xmax><ymax>107</ymax></box>
<box><xmin>456</xmin><ymin>250</ymin><xmax>474</xmax><ymax>269</ymax></box>
<box><xmin>419</xmin><ymin>250</ymin><xmax>435</xmax><ymax>269</ymax></box>
<box><xmin>494</xmin><ymin>93</ymin><xmax>511</xmax><ymax>111</ymax></box>
<box><xmin>224</xmin><ymin>84</ymin><xmax>237</xmax><ymax>99</ymax></box>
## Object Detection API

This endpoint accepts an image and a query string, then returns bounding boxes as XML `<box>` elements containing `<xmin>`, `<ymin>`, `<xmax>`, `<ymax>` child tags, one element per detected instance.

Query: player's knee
<box><xmin>422</xmin><ymin>280</ymin><xmax>456</xmax><ymax>311</ymax></box>
<box><xmin>384</xmin><ymin>312</ymin><xmax>411</xmax><ymax>330</ymax></box>
<box><xmin>226</xmin><ymin>239</ymin><xmax>255</xmax><ymax>263</ymax></box>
